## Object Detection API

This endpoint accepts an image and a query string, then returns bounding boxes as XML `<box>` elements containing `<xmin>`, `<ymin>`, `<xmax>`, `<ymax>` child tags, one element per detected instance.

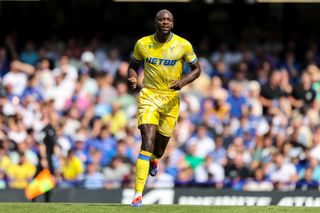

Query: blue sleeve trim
<box><xmin>188</xmin><ymin>57</ymin><xmax>198</xmax><ymax>65</ymax></box>
<box><xmin>131</xmin><ymin>55</ymin><xmax>143</xmax><ymax>63</ymax></box>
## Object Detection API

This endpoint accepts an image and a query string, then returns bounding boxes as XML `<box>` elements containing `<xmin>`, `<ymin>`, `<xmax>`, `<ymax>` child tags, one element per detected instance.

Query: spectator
<box><xmin>114</xmin><ymin>61</ymin><xmax>129</xmax><ymax>86</ymax></box>
<box><xmin>175</xmin><ymin>157</ymin><xmax>194</xmax><ymax>187</ymax></box>
<box><xmin>80</xmin><ymin>51</ymin><xmax>98</xmax><ymax>77</ymax></box>
<box><xmin>103</xmin><ymin>156</ymin><xmax>131</xmax><ymax>189</ymax></box>
<box><xmin>3</xmin><ymin>60</ymin><xmax>29</xmax><ymax>97</ymax></box>
<box><xmin>0</xmin><ymin>47</ymin><xmax>10</xmax><ymax>77</ymax></box>
<box><xmin>185</xmin><ymin>143</ymin><xmax>204</xmax><ymax>170</ymax></box>
<box><xmin>246</xmin><ymin>80</ymin><xmax>263</xmax><ymax>117</ymax></box>
<box><xmin>225</xmin><ymin>154</ymin><xmax>251</xmax><ymax>190</ymax></box>
<box><xmin>227</xmin><ymin>137</ymin><xmax>252</xmax><ymax>165</ymax></box>
<box><xmin>194</xmin><ymin>155</ymin><xmax>224</xmax><ymax>189</ymax></box>
<box><xmin>227</xmin><ymin>81</ymin><xmax>246</xmax><ymax>119</ymax></box>
<box><xmin>78</xmin><ymin>67</ymin><xmax>98</xmax><ymax>101</ymax></box>
<box><xmin>260</xmin><ymin>70</ymin><xmax>285</xmax><ymax>115</ymax></box>
<box><xmin>280</xmin><ymin>51</ymin><xmax>300</xmax><ymax>82</ymax></box>
<box><xmin>211</xmin><ymin>60</ymin><xmax>232</xmax><ymax>87</ymax></box>
<box><xmin>208</xmin><ymin>136</ymin><xmax>227</xmax><ymax>166</ymax></box>
<box><xmin>37</xmin><ymin>58</ymin><xmax>55</xmax><ymax>95</ymax></box>
<box><xmin>310</xmin><ymin>125</ymin><xmax>320</xmax><ymax>161</ymax></box>
<box><xmin>10</xmin><ymin>140</ymin><xmax>38</xmax><ymax>166</ymax></box>
<box><xmin>298</xmin><ymin>158</ymin><xmax>320</xmax><ymax>182</ymax></box>
<box><xmin>7</xmin><ymin>152</ymin><xmax>36</xmax><ymax>189</ymax></box>
<box><xmin>60</xmin><ymin>150</ymin><xmax>84</xmax><ymax>187</ymax></box>
<box><xmin>296</xmin><ymin>167</ymin><xmax>319</xmax><ymax>190</ymax></box>
<box><xmin>269</xmin><ymin>153</ymin><xmax>298</xmax><ymax>190</ymax></box>
<box><xmin>20</xmin><ymin>40</ymin><xmax>39</xmax><ymax>66</ymax></box>
<box><xmin>86</xmin><ymin>124</ymin><xmax>116</xmax><ymax>167</ymax></box>
<box><xmin>211</xmin><ymin>89</ymin><xmax>229</xmax><ymax>122</ymax></box>
<box><xmin>211</xmin><ymin>42</ymin><xmax>240</xmax><ymax>72</ymax></box>
<box><xmin>0</xmin><ymin>141</ymin><xmax>10</xmax><ymax>173</ymax></box>
<box><xmin>48</xmin><ymin>64</ymin><xmax>76</xmax><ymax>110</ymax></box>
<box><xmin>73</xmin><ymin>134</ymin><xmax>87</xmax><ymax>164</ymax></box>
<box><xmin>243</xmin><ymin>167</ymin><xmax>273</xmax><ymax>191</ymax></box>
<box><xmin>114</xmin><ymin>81</ymin><xmax>136</xmax><ymax>113</ymax></box>
<box><xmin>290</xmin><ymin>71</ymin><xmax>316</xmax><ymax>110</ymax></box>
<box><xmin>82</xmin><ymin>162</ymin><xmax>105</xmax><ymax>189</ymax></box>
<box><xmin>53</xmin><ymin>55</ymin><xmax>78</xmax><ymax>82</ymax></box>
<box><xmin>102</xmin><ymin>48</ymin><xmax>121</xmax><ymax>76</ymax></box>
<box><xmin>306</xmin><ymin>65</ymin><xmax>320</xmax><ymax>106</ymax></box>
<box><xmin>186</xmin><ymin>124</ymin><xmax>215</xmax><ymax>159</ymax></box>
<box><xmin>160</xmin><ymin>141</ymin><xmax>185</xmax><ymax>179</ymax></box>
<box><xmin>115</xmin><ymin>138</ymin><xmax>135</xmax><ymax>164</ymax></box>
<box><xmin>173</xmin><ymin>111</ymin><xmax>195</xmax><ymax>146</ymax></box>
<box><xmin>102</xmin><ymin>101</ymin><xmax>127</xmax><ymax>136</ymax></box>
<box><xmin>96</xmin><ymin>72</ymin><xmax>117</xmax><ymax>105</ymax></box>
<box><xmin>21</xmin><ymin>74</ymin><xmax>44</xmax><ymax>102</ymax></box>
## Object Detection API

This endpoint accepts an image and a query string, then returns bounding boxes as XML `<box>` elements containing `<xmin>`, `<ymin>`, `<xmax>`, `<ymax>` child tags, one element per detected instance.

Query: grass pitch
<box><xmin>1</xmin><ymin>203</ymin><xmax>320</xmax><ymax>213</ymax></box>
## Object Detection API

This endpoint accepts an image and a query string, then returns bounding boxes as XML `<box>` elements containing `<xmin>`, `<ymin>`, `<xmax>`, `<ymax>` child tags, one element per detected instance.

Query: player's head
<box><xmin>154</xmin><ymin>9</ymin><xmax>174</xmax><ymax>36</ymax></box>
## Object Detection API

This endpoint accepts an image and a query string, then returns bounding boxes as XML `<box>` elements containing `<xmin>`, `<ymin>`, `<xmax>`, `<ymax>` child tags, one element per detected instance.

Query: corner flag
<box><xmin>25</xmin><ymin>168</ymin><xmax>56</xmax><ymax>200</ymax></box>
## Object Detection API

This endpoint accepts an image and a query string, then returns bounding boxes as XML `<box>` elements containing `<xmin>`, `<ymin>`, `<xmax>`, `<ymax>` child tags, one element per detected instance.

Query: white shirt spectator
<box><xmin>187</xmin><ymin>136</ymin><xmax>215</xmax><ymax>158</ymax></box>
<box><xmin>310</xmin><ymin>144</ymin><xmax>320</xmax><ymax>162</ymax></box>
<box><xmin>3</xmin><ymin>71</ymin><xmax>27</xmax><ymax>96</ymax></box>
<box><xmin>81</xmin><ymin>78</ymin><xmax>98</xmax><ymax>98</ymax></box>
<box><xmin>47</xmin><ymin>76</ymin><xmax>76</xmax><ymax>110</ymax></box>
<box><xmin>270</xmin><ymin>162</ymin><xmax>297</xmax><ymax>183</ymax></box>
<box><xmin>38</xmin><ymin>68</ymin><xmax>55</xmax><ymax>91</ymax></box>
<box><xmin>195</xmin><ymin>160</ymin><xmax>224</xmax><ymax>183</ymax></box>
<box><xmin>53</xmin><ymin>62</ymin><xmax>78</xmax><ymax>82</ymax></box>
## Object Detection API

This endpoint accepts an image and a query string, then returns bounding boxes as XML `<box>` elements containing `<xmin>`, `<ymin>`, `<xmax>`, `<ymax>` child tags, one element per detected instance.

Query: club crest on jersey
<box><xmin>145</xmin><ymin>57</ymin><xmax>177</xmax><ymax>66</ymax></box>
<box><xmin>148</xmin><ymin>44</ymin><xmax>152</xmax><ymax>49</ymax></box>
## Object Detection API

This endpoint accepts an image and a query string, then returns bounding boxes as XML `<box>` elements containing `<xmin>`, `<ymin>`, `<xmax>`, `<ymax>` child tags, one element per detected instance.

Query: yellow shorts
<box><xmin>137</xmin><ymin>87</ymin><xmax>180</xmax><ymax>137</ymax></box>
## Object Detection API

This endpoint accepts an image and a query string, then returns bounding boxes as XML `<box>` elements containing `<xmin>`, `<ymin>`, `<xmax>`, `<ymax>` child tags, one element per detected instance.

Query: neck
<box><xmin>155</xmin><ymin>32</ymin><xmax>171</xmax><ymax>43</ymax></box>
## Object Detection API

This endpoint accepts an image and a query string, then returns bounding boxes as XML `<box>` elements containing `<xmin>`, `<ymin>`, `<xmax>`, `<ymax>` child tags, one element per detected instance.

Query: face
<box><xmin>155</xmin><ymin>11</ymin><xmax>174</xmax><ymax>36</ymax></box>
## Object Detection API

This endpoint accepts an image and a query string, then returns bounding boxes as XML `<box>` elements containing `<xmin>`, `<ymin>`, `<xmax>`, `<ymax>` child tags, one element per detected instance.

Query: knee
<box><xmin>141</xmin><ymin>141</ymin><xmax>153</xmax><ymax>153</ymax></box>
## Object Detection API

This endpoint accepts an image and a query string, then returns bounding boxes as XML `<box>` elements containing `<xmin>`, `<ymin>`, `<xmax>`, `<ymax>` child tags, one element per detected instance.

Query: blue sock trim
<box><xmin>138</xmin><ymin>153</ymin><xmax>151</xmax><ymax>161</ymax></box>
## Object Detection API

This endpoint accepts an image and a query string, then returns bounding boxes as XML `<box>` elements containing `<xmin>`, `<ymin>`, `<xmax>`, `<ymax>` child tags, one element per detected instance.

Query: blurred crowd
<box><xmin>1</xmin><ymin>31</ymin><xmax>320</xmax><ymax>192</ymax></box>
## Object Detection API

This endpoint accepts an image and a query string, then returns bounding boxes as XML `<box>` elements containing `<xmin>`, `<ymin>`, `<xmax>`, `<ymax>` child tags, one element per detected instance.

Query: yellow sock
<box><xmin>135</xmin><ymin>150</ymin><xmax>152</xmax><ymax>193</ymax></box>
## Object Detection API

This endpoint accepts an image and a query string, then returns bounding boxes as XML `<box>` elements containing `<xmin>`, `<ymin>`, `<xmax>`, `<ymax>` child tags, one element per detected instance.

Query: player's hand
<box><xmin>128</xmin><ymin>76</ymin><xmax>138</xmax><ymax>89</ymax></box>
<box><xmin>40</xmin><ymin>158</ymin><xmax>48</xmax><ymax>168</ymax></box>
<box><xmin>170</xmin><ymin>80</ymin><xmax>184</xmax><ymax>90</ymax></box>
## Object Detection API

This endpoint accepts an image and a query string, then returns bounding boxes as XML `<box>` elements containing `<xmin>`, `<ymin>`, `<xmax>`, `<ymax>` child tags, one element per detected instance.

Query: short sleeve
<box><xmin>183</xmin><ymin>41</ymin><xmax>197</xmax><ymax>65</ymax></box>
<box><xmin>36</xmin><ymin>131</ymin><xmax>46</xmax><ymax>144</ymax></box>
<box><xmin>131</xmin><ymin>39</ymin><xmax>144</xmax><ymax>63</ymax></box>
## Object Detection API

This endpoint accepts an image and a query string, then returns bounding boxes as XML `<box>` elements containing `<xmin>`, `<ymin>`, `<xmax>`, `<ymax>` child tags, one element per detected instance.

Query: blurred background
<box><xmin>1</xmin><ymin>0</ymin><xmax>320</xmax><ymax>204</ymax></box>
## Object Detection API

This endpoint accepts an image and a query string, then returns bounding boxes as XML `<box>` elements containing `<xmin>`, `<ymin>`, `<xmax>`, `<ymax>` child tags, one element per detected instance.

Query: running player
<box><xmin>128</xmin><ymin>9</ymin><xmax>201</xmax><ymax>207</ymax></box>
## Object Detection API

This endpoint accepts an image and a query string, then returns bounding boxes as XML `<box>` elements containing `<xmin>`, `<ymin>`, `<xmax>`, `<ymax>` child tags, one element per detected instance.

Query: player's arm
<box><xmin>128</xmin><ymin>59</ymin><xmax>142</xmax><ymax>89</ymax></box>
<box><xmin>39</xmin><ymin>143</ymin><xmax>49</xmax><ymax>168</ymax></box>
<box><xmin>170</xmin><ymin>40</ymin><xmax>201</xmax><ymax>90</ymax></box>
<box><xmin>37</xmin><ymin>132</ymin><xmax>49</xmax><ymax>168</ymax></box>
<box><xmin>170</xmin><ymin>61</ymin><xmax>201</xmax><ymax>90</ymax></box>
<box><xmin>128</xmin><ymin>40</ymin><xmax>143</xmax><ymax>89</ymax></box>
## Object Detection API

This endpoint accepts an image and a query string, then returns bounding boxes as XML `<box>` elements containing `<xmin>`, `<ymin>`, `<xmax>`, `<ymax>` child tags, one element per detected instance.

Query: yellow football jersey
<box><xmin>132</xmin><ymin>33</ymin><xmax>197</xmax><ymax>91</ymax></box>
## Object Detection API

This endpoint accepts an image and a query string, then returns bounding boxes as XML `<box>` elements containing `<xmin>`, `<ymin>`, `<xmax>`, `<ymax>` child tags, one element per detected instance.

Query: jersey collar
<box><xmin>153</xmin><ymin>33</ymin><xmax>173</xmax><ymax>44</ymax></box>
